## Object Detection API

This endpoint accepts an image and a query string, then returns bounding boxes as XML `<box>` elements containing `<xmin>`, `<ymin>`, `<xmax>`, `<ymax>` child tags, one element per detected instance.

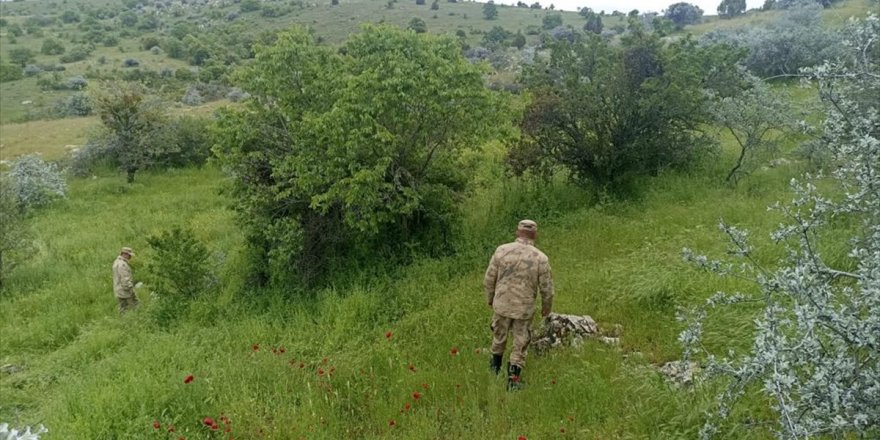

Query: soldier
<box><xmin>484</xmin><ymin>219</ymin><xmax>554</xmax><ymax>390</ymax></box>
<box><xmin>112</xmin><ymin>247</ymin><xmax>139</xmax><ymax>313</ymax></box>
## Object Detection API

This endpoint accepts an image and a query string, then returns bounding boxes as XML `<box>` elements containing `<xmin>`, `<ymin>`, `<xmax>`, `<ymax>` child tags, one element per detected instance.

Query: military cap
<box><xmin>517</xmin><ymin>219</ymin><xmax>538</xmax><ymax>232</ymax></box>
<box><xmin>121</xmin><ymin>247</ymin><xmax>135</xmax><ymax>256</ymax></box>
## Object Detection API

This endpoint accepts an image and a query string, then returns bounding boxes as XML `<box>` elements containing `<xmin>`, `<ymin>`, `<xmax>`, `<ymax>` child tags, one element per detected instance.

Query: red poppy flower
<box><xmin>299</xmin><ymin>362</ymin><xmax>305</xmax><ymax>368</ymax></box>
<box><xmin>203</xmin><ymin>417</ymin><xmax>215</xmax><ymax>427</ymax></box>
<box><xmin>407</xmin><ymin>364</ymin><xmax>416</xmax><ymax>372</ymax></box>
<box><xmin>404</xmin><ymin>402</ymin><xmax>411</xmax><ymax>411</ymax></box>
<box><xmin>389</xmin><ymin>419</ymin><xmax>396</xmax><ymax>427</ymax></box>
<box><xmin>279</xmin><ymin>347</ymin><xmax>286</xmax><ymax>353</ymax></box>
<box><xmin>317</xmin><ymin>368</ymin><xmax>325</xmax><ymax>376</ymax></box>
<box><xmin>272</xmin><ymin>348</ymin><xmax>278</xmax><ymax>354</ymax></box>
<box><xmin>152</xmin><ymin>420</ymin><xmax>161</xmax><ymax>430</ymax></box>
<box><xmin>560</xmin><ymin>427</ymin><xmax>566</xmax><ymax>433</ymax></box>
<box><xmin>511</xmin><ymin>375</ymin><xmax>520</xmax><ymax>383</ymax></box>
<box><xmin>252</xmin><ymin>344</ymin><xmax>259</xmax><ymax>352</ymax></box>
<box><xmin>551</xmin><ymin>378</ymin><xmax>557</xmax><ymax>385</ymax></box>
<box><xmin>385</xmin><ymin>331</ymin><xmax>393</xmax><ymax>339</ymax></box>
<box><xmin>184</xmin><ymin>375</ymin><xmax>194</xmax><ymax>384</ymax></box>
<box><xmin>421</xmin><ymin>383</ymin><xmax>429</xmax><ymax>389</ymax></box>
<box><xmin>412</xmin><ymin>391</ymin><xmax>421</xmax><ymax>400</ymax></box>
<box><xmin>518</xmin><ymin>436</ymin><xmax>527</xmax><ymax>440</ymax></box>
<box><xmin>210</xmin><ymin>424</ymin><xmax>219</xmax><ymax>431</ymax></box>
<box><xmin>450</xmin><ymin>347</ymin><xmax>459</xmax><ymax>356</ymax></box>
<box><xmin>167</xmin><ymin>425</ymin><xmax>175</xmax><ymax>433</ymax></box>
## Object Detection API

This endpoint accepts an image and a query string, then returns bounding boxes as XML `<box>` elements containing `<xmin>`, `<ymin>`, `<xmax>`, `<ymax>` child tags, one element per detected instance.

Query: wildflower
<box><xmin>272</xmin><ymin>348</ymin><xmax>278</xmax><ymax>354</ymax></box>
<box><xmin>322</xmin><ymin>357</ymin><xmax>329</xmax><ymax>364</ymax></box>
<box><xmin>450</xmin><ymin>347</ymin><xmax>459</xmax><ymax>356</ymax></box>
<box><xmin>389</xmin><ymin>419</ymin><xmax>396</xmax><ymax>427</ymax></box>
<box><xmin>404</xmin><ymin>402</ymin><xmax>411</xmax><ymax>411</ymax></box>
<box><xmin>412</xmin><ymin>391</ymin><xmax>421</xmax><ymax>400</ymax></box>
<box><xmin>318</xmin><ymin>368</ymin><xmax>325</xmax><ymax>376</ymax></box>
<box><xmin>518</xmin><ymin>436</ymin><xmax>527</xmax><ymax>440</ymax></box>
<box><xmin>421</xmin><ymin>383</ymin><xmax>429</xmax><ymax>389</ymax></box>
<box><xmin>550</xmin><ymin>378</ymin><xmax>556</xmax><ymax>385</ymax></box>
<box><xmin>299</xmin><ymin>362</ymin><xmax>305</xmax><ymax>369</ymax></box>
<box><xmin>279</xmin><ymin>347</ymin><xmax>286</xmax><ymax>354</ymax></box>
<box><xmin>203</xmin><ymin>417</ymin><xmax>215</xmax><ymax>427</ymax></box>
<box><xmin>152</xmin><ymin>420</ymin><xmax>161</xmax><ymax>430</ymax></box>
<box><xmin>560</xmin><ymin>428</ymin><xmax>566</xmax><ymax>433</ymax></box>
<box><xmin>252</xmin><ymin>344</ymin><xmax>259</xmax><ymax>352</ymax></box>
<box><xmin>385</xmin><ymin>331</ymin><xmax>393</xmax><ymax>339</ymax></box>
<box><xmin>407</xmin><ymin>363</ymin><xmax>416</xmax><ymax>372</ymax></box>
<box><xmin>475</xmin><ymin>348</ymin><xmax>481</xmax><ymax>354</ymax></box>
<box><xmin>511</xmin><ymin>375</ymin><xmax>520</xmax><ymax>383</ymax></box>
<box><xmin>167</xmin><ymin>425</ymin><xmax>175</xmax><ymax>433</ymax></box>
<box><xmin>184</xmin><ymin>375</ymin><xmax>194</xmax><ymax>384</ymax></box>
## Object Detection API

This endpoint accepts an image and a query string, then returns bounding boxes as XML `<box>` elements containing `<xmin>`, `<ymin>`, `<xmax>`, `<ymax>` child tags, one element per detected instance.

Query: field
<box><xmin>0</xmin><ymin>0</ymin><xmax>875</xmax><ymax>438</ymax></box>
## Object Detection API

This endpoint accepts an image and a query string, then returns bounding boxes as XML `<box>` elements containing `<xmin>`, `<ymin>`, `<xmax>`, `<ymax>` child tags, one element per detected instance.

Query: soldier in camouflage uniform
<box><xmin>112</xmin><ymin>247</ymin><xmax>138</xmax><ymax>313</ymax></box>
<box><xmin>484</xmin><ymin>219</ymin><xmax>554</xmax><ymax>390</ymax></box>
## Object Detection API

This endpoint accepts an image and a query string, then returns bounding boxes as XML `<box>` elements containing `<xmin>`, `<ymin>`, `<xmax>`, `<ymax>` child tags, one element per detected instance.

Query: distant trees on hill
<box><xmin>717</xmin><ymin>0</ymin><xmax>746</xmax><ymax>18</ymax></box>
<box><xmin>664</xmin><ymin>2</ymin><xmax>703</xmax><ymax>28</ymax></box>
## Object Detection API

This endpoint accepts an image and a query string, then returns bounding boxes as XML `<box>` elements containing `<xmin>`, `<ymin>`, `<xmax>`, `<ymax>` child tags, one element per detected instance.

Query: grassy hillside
<box><xmin>0</xmin><ymin>0</ymin><xmax>873</xmax><ymax>438</ymax></box>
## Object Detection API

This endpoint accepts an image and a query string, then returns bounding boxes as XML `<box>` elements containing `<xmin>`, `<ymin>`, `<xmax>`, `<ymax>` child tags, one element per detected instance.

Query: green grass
<box><xmin>0</xmin><ymin>122</ymin><xmax>807</xmax><ymax>438</ymax></box>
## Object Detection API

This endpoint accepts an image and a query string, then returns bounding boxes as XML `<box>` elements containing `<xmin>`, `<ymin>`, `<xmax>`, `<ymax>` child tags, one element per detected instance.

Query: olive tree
<box><xmin>681</xmin><ymin>14</ymin><xmax>880</xmax><ymax>440</ymax></box>
<box><xmin>214</xmin><ymin>26</ymin><xmax>508</xmax><ymax>286</ymax></box>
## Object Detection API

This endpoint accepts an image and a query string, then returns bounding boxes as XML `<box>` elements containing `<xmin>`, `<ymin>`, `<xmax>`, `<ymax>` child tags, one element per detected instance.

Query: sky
<box><xmin>492</xmin><ymin>0</ymin><xmax>766</xmax><ymax>15</ymax></box>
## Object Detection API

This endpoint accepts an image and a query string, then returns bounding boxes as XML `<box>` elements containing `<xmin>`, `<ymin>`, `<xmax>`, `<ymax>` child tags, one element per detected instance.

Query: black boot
<box><xmin>507</xmin><ymin>363</ymin><xmax>523</xmax><ymax>391</ymax></box>
<box><xmin>489</xmin><ymin>353</ymin><xmax>503</xmax><ymax>375</ymax></box>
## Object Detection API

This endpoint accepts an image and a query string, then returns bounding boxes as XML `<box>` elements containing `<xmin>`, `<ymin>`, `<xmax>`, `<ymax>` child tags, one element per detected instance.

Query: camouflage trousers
<box><xmin>490</xmin><ymin>312</ymin><xmax>532</xmax><ymax>367</ymax></box>
<box><xmin>117</xmin><ymin>295</ymin><xmax>140</xmax><ymax>314</ymax></box>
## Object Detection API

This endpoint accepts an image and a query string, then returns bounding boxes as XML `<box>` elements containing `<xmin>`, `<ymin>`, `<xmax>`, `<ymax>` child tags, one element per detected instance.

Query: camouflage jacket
<box><xmin>112</xmin><ymin>256</ymin><xmax>134</xmax><ymax>299</ymax></box>
<box><xmin>484</xmin><ymin>237</ymin><xmax>554</xmax><ymax>320</ymax></box>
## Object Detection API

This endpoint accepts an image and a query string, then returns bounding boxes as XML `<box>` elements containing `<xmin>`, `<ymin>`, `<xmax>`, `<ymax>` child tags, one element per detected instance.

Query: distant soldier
<box><xmin>112</xmin><ymin>247</ymin><xmax>138</xmax><ymax>313</ymax></box>
<box><xmin>484</xmin><ymin>219</ymin><xmax>554</xmax><ymax>390</ymax></box>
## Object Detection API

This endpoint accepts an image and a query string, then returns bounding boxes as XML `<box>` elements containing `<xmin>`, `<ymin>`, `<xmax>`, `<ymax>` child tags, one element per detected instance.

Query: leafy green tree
<box><xmin>60</xmin><ymin>10</ymin><xmax>80</xmax><ymax>24</ymax></box>
<box><xmin>41</xmin><ymin>38</ymin><xmax>66</xmax><ymax>55</ymax></box>
<box><xmin>90</xmin><ymin>82</ymin><xmax>167</xmax><ymax>183</ymax></box>
<box><xmin>542</xmin><ymin>13</ymin><xmax>563</xmax><ymax>29</ymax></box>
<box><xmin>214</xmin><ymin>26</ymin><xmax>508</xmax><ymax>286</ymax></box>
<box><xmin>483</xmin><ymin>25</ymin><xmax>511</xmax><ymax>47</ymax></box>
<box><xmin>0</xmin><ymin>62</ymin><xmax>22</xmax><ymax>82</ymax></box>
<box><xmin>483</xmin><ymin>1</ymin><xmax>498</xmax><ymax>19</ymax></box>
<box><xmin>408</xmin><ymin>17</ymin><xmax>427</xmax><ymax>33</ymax></box>
<box><xmin>717</xmin><ymin>0</ymin><xmax>746</xmax><ymax>17</ymax></box>
<box><xmin>8</xmin><ymin>48</ymin><xmax>33</xmax><ymax>67</ymax></box>
<box><xmin>431</xmin><ymin>0</ymin><xmax>439</xmax><ymax>10</ymax></box>
<box><xmin>582</xmin><ymin>10</ymin><xmax>603</xmax><ymax>34</ymax></box>
<box><xmin>512</xmin><ymin>33</ymin><xmax>712</xmax><ymax>193</ymax></box>
<box><xmin>664</xmin><ymin>2</ymin><xmax>703</xmax><ymax>28</ymax></box>
<box><xmin>512</xmin><ymin>31</ymin><xmax>526</xmax><ymax>49</ymax></box>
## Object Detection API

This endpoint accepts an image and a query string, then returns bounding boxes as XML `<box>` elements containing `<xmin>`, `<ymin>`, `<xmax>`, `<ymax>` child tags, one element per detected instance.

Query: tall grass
<box><xmin>0</xmin><ymin>121</ymin><xmax>813</xmax><ymax>438</ymax></box>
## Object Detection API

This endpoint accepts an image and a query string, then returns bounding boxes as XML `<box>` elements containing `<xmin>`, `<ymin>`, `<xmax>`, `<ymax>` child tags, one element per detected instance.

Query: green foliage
<box><xmin>513</xmin><ymin>33</ymin><xmax>713</xmax><ymax>194</ymax></box>
<box><xmin>664</xmin><ymin>2</ymin><xmax>703</xmax><ymax>28</ymax></box>
<box><xmin>40</xmin><ymin>38</ymin><xmax>66</xmax><ymax>56</ymax></box>
<box><xmin>542</xmin><ymin>12</ymin><xmax>563</xmax><ymax>29</ymax></box>
<box><xmin>483</xmin><ymin>0</ymin><xmax>498</xmax><ymax>20</ymax></box>
<box><xmin>60</xmin><ymin>10</ymin><xmax>80</xmax><ymax>24</ymax></box>
<box><xmin>215</xmin><ymin>26</ymin><xmax>509</xmax><ymax>286</ymax></box>
<box><xmin>581</xmin><ymin>9</ymin><xmax>603</xmax><ymax>34</ymax></box>
<box><xmin>717</xmin><ymin>0</ymin><xmax>746</xmax><ymax>17</ymax></box>
<box><xmin>59</xmin><ymin>45</ymin><xmax>93</xmax><ymax>63</ymax></box>
<box><xmin>483</xmin><ymin>25</ymin><xmax>512</xmax><ymax>47</ymax></box>
<box><xmin>90</xmin><ymin>82</ymin><xmax>167</xmax><ymax>183</ymax></box>
<box><xmin>408</xmin><ymin>17</ymin><xmax>428</xmax><ymax>33</ymax></box>
<box><xmin>146</xmin><ymin>227</ymin><xmax>215</xmax><ymax>326</ymax></box>
<box><xmin>0</xmin><ymin>62</ymin><xmax>23</xmax><ymax>82</ymax></box>
<box><xmin>7</xmin><ymin>48</ymin><xmax>34</xmax><ymax>67</ymax></box>
<box><xmin>240</xmin><ymin>0</ymin><xmax>261</xmax><ymax>12</ymax></box>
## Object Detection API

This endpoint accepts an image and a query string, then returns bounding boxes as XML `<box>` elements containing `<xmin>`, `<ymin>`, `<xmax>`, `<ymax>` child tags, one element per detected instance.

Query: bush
<box><xmin>0</xmin><ymin>63</ymin><xmax>23</xmax><ymax>82</ymax></box>
<box><xmin>40</xmin><ymin>38</ymin><xmax>65</xmax><ymax>55</ymax></box>
<box><xmin>59</xmin><ymin>45</ymin><xmax>93</xmax><ymax>63</ymax></box>
<box><xmin>513</xmin><ymin>32</ymin><xmax>714</xmax><ymax>194</ymax></box>
<box><xmin>122</xmin><ymin>58</ymin><xmax>140</xmax><ymax>67</ymax></box>
<box><xmin>7</xmin><ymin>155</ymin><xmax>67</xmax><ymax>210</ymax></box>
<box><xmin>53</xmin><ymin>92</ymin><xmax>93</xmax><ymax>117</ymax></box>
<box><xmin>542</xmin><ymin>13</ymin><xmax>562</xmax><ymax>29</ymax></box>
<box><xmin>146</xmin><ymin>227</ymin><xmax>217</xmax><ymax>327</ymax></box>
<box><xmin>23</xmin><ymin>64</ymin><xmax>42</xmax><ymax>76</ymax></box>
<box><xmin>180</xmin><ymin>86</ymin><xmax>204</xmax><ymax>106</ymax></box>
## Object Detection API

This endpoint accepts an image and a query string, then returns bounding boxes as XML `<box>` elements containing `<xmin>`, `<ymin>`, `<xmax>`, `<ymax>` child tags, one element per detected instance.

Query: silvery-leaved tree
<box><xmin>681</xmin><ymin>14</ymin><xmax>879</xmax><ymax>439</ymax></box>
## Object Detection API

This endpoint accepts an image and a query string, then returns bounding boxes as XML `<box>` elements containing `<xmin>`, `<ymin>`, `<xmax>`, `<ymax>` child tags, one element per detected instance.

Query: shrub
<box><xmin>7</xmin><ymin>155</ymin><xmax>67</xmax><ymax>210</ymax></box>
<box><xmin>542</xmin><ymin>13</ymin><xmax>562</xmax><ymax>29</ymax></box>
<box><xmin>40</xmin><ymin>38</ymin><xmax>65</xmax><ymax>55</ymax></box>
<box><xmin>23</xmin><ymin>64</ymin><xmax>42</xmax><ymax>76</ymax></box>
<box><xmin>180</xmin><ymin>86</ymin><xmax>204</xmax><ymax>106</ymax></box>
<box><xmin>146</xmin><ymin>227</ymin><xmax>217</xmax><ymax>327</ymax></box>
<box><xmin>122</xmin><ymin>58</ymin><xmax>140</xmax><ymax>67</ymax></box>
<box><xmin>0</xmin><ymin>63</ymin><xmax>23</xmax><ymax>82</ymax></box>
<box><xmin>664</xmin><ymin>2</ymin><xmax>703</xmax><ymax>28</ymax></box>
<box><xmin>59</xmin><ymin>45</ymin><xmax>93</xmax><ymax>63</ymax></box>
<box><xmin>54</xmin><ymin>92</ymin><xmax>93</xmax><ymax>117</ymax></box>
<box><xmin>214</xmin><ymin>26</ymin><xmax>508</xmax><ymax>286</ymax></box>
<box><xmin>0</xmin><ymin>175</ymin><xmax>34</xmax><ymax>288</ymax></box>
